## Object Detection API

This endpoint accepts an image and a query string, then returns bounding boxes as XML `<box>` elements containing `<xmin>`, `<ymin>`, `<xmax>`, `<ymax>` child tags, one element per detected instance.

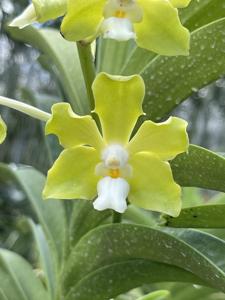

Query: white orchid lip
<box><xmin>100</xmin><ymin>0</ymin><xmax>143</xmax><ymax>42</ymax></box>
<box><xmin>94</xmin><ymin>144</ymin><xmax>131</xmax><ymax>212</ymax></box>
<box><xmin>101</xmin><ymin>17</ymin><xmax>136</xmax><ymax>41</ymax></box>
<box><xmin>93</xmin><ymin>176</ymin><xmax>129</xmax><ymax>213</ymax></box>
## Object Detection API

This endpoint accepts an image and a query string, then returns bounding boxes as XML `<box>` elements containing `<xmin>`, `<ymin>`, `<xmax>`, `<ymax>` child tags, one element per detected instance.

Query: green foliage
<box><xmin>1</xmin><ymin>0</ymin><xmax>225</xmax><ymax>299</ymax></box>
<box><xmin>163</xmin><ymin>204</ymin><xmax>225</xmax><ymax>228</ymax></box>
<box><xmin>171</xmin><ymin>145</ymin><xmax>225</xmax><ymax>192</ymax></box>
<box><xmin>7</xmin><ymin>26</ymin><xmax>89</xmax><ymax>114</ymax></box>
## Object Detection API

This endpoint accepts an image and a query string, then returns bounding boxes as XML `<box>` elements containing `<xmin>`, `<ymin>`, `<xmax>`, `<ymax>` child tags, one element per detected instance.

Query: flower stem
<box><xmin>0</xmin><ymin>96</ymin><xmax>50</xmax><ymax>122</ymax></box>
<box><xmin>112</xmin><ymin>211</ymin><xmax>122</xmax><ymax>223</ymax></box>
<box><xmin>77</xmin><ymin>42</ymin><xmax>96</xmax><ymax>111</ymax></box>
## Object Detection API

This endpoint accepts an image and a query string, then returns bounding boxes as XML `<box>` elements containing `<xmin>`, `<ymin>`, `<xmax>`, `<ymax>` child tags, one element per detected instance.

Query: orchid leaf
<box><xmin>180</xmin><ymin>0</ymin><xmax>225</xmax><ymax>30</ymax></box>
<box><xmin>137</xmin><ymin>290</ymin><xmax>170</xmax><ymax>300</ymax></box>
<box><xmin>171</xmin><ymin>145</ymin><xmax>225</xmax><ymax>192</ymax></box>
<box><xmin>0</xmin><ymin>249</ymin><xmax>49</xmax><ymax>300</ymax></box>
<box><xmin>163</xmin><ymin>204</ymin><xmax>225</xmax><ymax>228</ymax></box>
<box><xmin>28</xmin><ymin>220</ymin><xmax>57</xmax><ymax>299</ymax></box>
<box><xmin>0</xmin><ymin>163</ymin><xmax>67</xmax><ymax>268</ymax></box>
<box><xmin>141</xmin><ymin>18</ymin><xmax>225</xmax><ymax>121</ymax></box>
<box><xmin>121</xmin><ymin>0</ymin><xmax>225</xmax><ymax>76</ymax></box>
<box><xmin>7</xmin><ymin>25</ymin><xmax>88</xmax><ymax>114</ymax></box>
<box><xmin>63</xmin><ymin>224</ymin><xmax>225</xmax><ymax>299</ymax></box>
<box><xmin>68</xmin><ymin>260</ymin><xmax>198</xmax><ymax>300</ymax></box>
<box><xmin>69</xmin><ymin>200</ymin><xmax>111</xmax><ymax>246</ymax></box>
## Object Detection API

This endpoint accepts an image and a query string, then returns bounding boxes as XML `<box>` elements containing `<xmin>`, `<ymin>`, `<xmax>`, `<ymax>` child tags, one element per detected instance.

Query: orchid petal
<box><xmin>127</xmin><ymin>117</ymin><xmax>189</xmax><ymax>160</ymax></box>
<box><xmin>135</xmin><ymin>0</ymin><xmax>190</xmax><ymax>55</ymax></box>
<box><xmin>129</xmin><ymin>152</ymin><xmax>181</xmax><ymax>217</ymax></box>
<box><xmin>0</xmin><ymin>116</ymin><xmax>6</xmax><ymax>144</ymax></box>
<box><xmin>170</xmin><ymin>0</ymin><xmax>192</xmax><ymax>8</ymax></box>
<box><xmin>61</xmin><ymin>0</ymin><xmax>105</xmax><ymax>41</ymax></box>
<box><xmin>93</xmin><ymin>72</ymin><xmax>145</xmax><ymax>145</ymax></box>
<box><xmin>46</xmin><ymin>103</ymin><xmax>104</xmax><ymax>151</ymax></box>
<box><xmin>43</xmin><ymin>146</ymin><xmax>99</xmax><ymax>200</ymax></box>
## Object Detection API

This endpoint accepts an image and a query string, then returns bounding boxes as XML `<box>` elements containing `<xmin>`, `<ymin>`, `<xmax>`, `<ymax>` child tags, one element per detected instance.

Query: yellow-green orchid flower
<box><xmin>10</xmin><ymin>0</ymin><xmax>191</xmax><ymax>56</ymax></box>
<box><xmin>43</xmin><ymin>73</ymin><xmax>189</xmax><ymax>216</ymax></box>
<box><xmin>10</xmin><ymin>0</ymin><xmax>67</xmax><ymax>28</ymax></box>
<box><xmin>61</xmin><ymin>0</ymin><xmax>191</xmax><ymax>56</ymax></box>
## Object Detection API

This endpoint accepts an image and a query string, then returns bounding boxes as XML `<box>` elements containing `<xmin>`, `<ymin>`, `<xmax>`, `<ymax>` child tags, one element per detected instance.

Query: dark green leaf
<box><xmin>141</xmin><ymin>18</ymin><xmax>225</xmax><ymax>121</ymax></box>
<box><xmin>29</xmin><ymin>220</ymin><xmax>56</xmax><ymax>298</ymax></box>
<box><xmin>171</xmin><ymin>145</ymin><xmax>225</xmax><ymax>192</ymax></box>
<box><xmin>8</xmin><ymin>26</ymin><xmax>88</xmax><ymax>114</ymax></box>
<box><xmin>69</xmin><ymin>200</ymin><xmax>111</xmax><ymax>247</ymax></box>
<box><xmin>138</xmin><ymin>290</ymin><xmax>170</xmax><ymax>300</ymax></box>
<box><xmin>0</xmin><ymin>164</ymin><xmax>67</xmax><ymax>269</ymax></box>
<box><xmin>63</xmin><ymin>224</ymin><xmax>225</xmax><ymax>299</ymax></box>
<box><xmin>67</xmin><ymin>260</ymin><xmax>203</xmax><ymax>300</ymax></box>
<box><xmin>0</xmin><ymin>249</ymin><xmax>49</xmax><ymax>300</ymax></box>
<box><xmin>163</xmin><ymin>204</ymin><xmax>225</xmax><ymax>228</ymax></box>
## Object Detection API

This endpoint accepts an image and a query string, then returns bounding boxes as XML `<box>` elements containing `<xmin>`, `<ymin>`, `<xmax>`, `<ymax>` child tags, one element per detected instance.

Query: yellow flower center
<box><xmin>115</xmin><ymin>10</ymin><xmax>126</xmax><ymax>18</ymax></box>
<box><xmin>109</xmin><ymin>168</ymin><xmax>120</xmax><ymax>178</ymax></box>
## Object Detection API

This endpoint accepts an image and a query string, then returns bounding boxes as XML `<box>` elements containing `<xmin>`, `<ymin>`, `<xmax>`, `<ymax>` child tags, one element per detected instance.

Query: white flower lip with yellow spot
<box><xmin>43</xmin><ymin>73</ymin><xmax>189</xmax><ymax>217</ymax></box>
<box><xmin>94</xmin><ymin>144</ymin><xmax>131</xmax><ymax>212</ymax></box>
<box><xmin>101</xmin><ymin>0</ymin><xmax>142</xmax><ymax>41</ymax></box>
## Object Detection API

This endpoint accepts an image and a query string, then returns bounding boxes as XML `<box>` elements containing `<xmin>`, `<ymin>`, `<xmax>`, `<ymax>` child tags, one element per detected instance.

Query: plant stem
<box><xmin>112</xmin><ymin>211</ymin><xmax>122</xmax><ymax>223</ymax></box>
<box><xmin>77</xmin><ymin>42</ymin><xmax>96</xmax><ymax>111</ymax></box>
<box><xmin>0</xmin><ymin>96</ymin><xmax>50</xmax><ymax>122</ymax></box>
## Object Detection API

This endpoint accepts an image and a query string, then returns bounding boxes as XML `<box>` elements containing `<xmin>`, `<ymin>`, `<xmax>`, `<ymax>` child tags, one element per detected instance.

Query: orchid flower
<box><xmin>10</xmin><ymin>0</ymin><xmax>191</xmax><ymax>56</ymax></box>
<box><xmin>10</xmin><ymin>0</ymin><xmax>67</xmax><ymax>29</ymax></box>
<box><xmin>43</xmin><ymin>73</ymin><xmax>189</xmax><ymax>216</ymax></box>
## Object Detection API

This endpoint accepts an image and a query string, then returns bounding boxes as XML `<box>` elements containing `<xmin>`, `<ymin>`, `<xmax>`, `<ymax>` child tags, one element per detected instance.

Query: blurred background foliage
<box><xmin>1</xmin><ymin>1</ymin><xmax>225</xmax><ymax>299</ymax></box>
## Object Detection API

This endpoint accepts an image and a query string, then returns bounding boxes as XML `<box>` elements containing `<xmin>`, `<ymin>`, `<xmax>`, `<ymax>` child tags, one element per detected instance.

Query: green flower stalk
<box><xmin>43</xmin><ymin>73</ymin><xmax>189</xmax><ymax>216</ymax></box>
<box><xmin>10</xmin><ymin>0</ymin><xmax>191</xmax><ymax>56</ymax></box>
<box><xmin>0</xmin><ymin>95</ymin><xmax>51</xmax><ymax>144</ymax></box>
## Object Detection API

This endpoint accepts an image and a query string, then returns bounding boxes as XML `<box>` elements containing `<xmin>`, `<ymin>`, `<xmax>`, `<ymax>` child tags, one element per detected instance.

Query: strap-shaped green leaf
<box><xmin>180</xmin><ymin>0</ymin><xmax>225</xmax><ymax>30</ymax></box>
<box><xmin>7</xmin><ymin>26</ymin><xmax>88</xmax><ymax>114</ymax></box>
<box><xmin>163</xmin><ymin>204</ymin><xmax>225</xmax><ymax>228</ymax></box>
<box><xmin>137</xmin><ymin>290</ymin><xmax>170</xmax><ymax>300</ymax></box>
<box><xmin>141</xmin><ymin>18</ymin><xmax>225</xmax><ymax>121</ymax></box>
<box><xmin>69</xmin><ymin>260</ymin><xmax>198</xmax><ymax>300</ymax></box>
<box><xmin>171</xmin><ymin>145</ymin><xmax>225</xmax><ymax>192</ymax></box>
<box><xmin>63</xmin><ymin>224</ymin><xmax>225</xmax><ymax>299</ymax></box>
<box><xmin>28</xmin><ymin>220</ymin><xmax>57</xmax><ymax>298</ymax></box>
<box><xmin>0</xmin><ymin>249</ymin><xmax>49</xmax><ymax>300</ymax></box>
<box><xmin>0</xmin><ymin>164</ymin><xmax>66</xmax><ymax>269</ymax></box>
<box><xmin>121</xmin><ymin>0</ymin><xmax>225</xmax><ymax>76</ymax></box>
<box><xmin>69</xmin><ymin>200</ymin><xmax>111</xmax><ymax>247</ymax></box>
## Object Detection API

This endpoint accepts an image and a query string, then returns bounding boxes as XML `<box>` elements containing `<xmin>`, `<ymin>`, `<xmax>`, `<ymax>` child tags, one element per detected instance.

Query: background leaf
<box><xmin>0</xmin><ymin>249</ymin><xmax>49</xmax><ymax>300</ymax></box>
<box><xmin>140</xmin><ymin>18</ymin><xmax>225</xmax><ymax>121</ymax></box>
<box><xmin>63</xmin><ymin>224</ymin><xmax>225</xmax><ymax>299</ymax></box>
<box><xmin>0</xmin><ymin>163</ymin><xmax>67</xmax><ymax>269</ymax></box>
<box><xmin>8</xmin><ymin>26</ymin><xmax>89</xmax><ymax>114</ymax></box>
<box><xmin>163</xmin><ymin>204</ymin><xmax>225</xmax><ymax>228</ymax></box>
<box><xmin>171</xmin><ymin>145</ymin><xmax>225</xmax><ymax>192</ymax></box>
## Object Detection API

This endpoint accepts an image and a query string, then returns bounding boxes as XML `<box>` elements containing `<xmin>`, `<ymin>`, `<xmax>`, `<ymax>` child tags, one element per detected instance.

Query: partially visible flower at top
<box><xmin>10</xmin><ymin>0</ymin><xmax>192</xmax><ymax>56</ymax></box>
<box><xmin>43</xmin><ymin>72</ymin><xmax>189</xmax><ymax>216</ymax></box>
<box><xmin>10</xmin><ymin>0</ymin><xmax>67</xmax><ymax>29</ymax></box>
